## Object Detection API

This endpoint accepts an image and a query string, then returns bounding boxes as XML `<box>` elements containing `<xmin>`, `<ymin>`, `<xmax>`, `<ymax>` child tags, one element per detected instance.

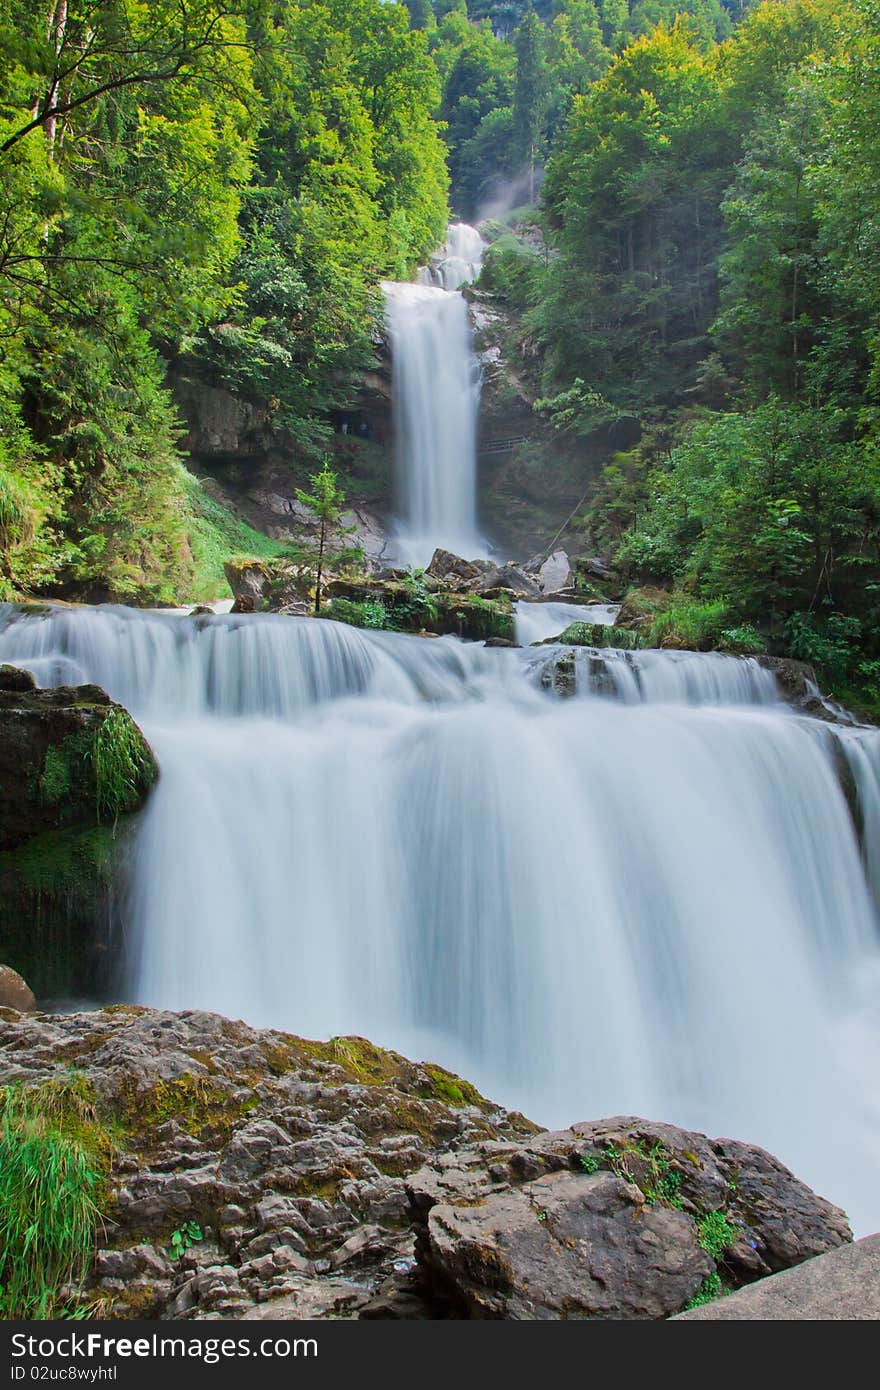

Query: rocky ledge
<box><xmin>0</xmin><ymin>1006</ymin><xmax>852</xmax><ymax>1321</ymax></box>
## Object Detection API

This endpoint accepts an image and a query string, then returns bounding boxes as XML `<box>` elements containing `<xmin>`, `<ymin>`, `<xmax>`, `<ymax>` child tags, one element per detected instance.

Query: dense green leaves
<box><xmin>0</xmin><ymin>0</ymin><xmax>447</xmax><ymax>601</ymax></box>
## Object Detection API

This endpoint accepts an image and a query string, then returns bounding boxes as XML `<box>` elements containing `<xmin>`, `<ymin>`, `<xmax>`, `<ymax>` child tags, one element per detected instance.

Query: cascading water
<box><xmin>383</xmin><ymin>223</ymin><xmax>487</xmax><ymax>567</ymax></box>
<box><xmin>3</xmin><ymin>600</ymin><xmax>880</xmax><ymax>1232</ymax></box>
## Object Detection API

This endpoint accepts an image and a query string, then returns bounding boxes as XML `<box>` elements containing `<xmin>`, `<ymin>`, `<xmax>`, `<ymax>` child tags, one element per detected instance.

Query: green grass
<box><xmin>683</xmin><ymin>1271</ymin><xmax>724</xmax><ymax>1310</ymax></box>
<box><xmin>89</xmin><ymin>706</ymin><xmax>156</xmax><ymax>824</ymax></box>
<box><xmin>181</xmin><ymin>472</ymin><xmax>286</xmax><ymax>603</ymax></box>
<box><xmin>0</xmin><ymin>1077</ymin><xmax>109</xmax><ymax>1319</ymax></box>
<box><xmin>697</xmin><ymin>1209</ymin><xmax>738</xmax><ymax>1258</ymax></box>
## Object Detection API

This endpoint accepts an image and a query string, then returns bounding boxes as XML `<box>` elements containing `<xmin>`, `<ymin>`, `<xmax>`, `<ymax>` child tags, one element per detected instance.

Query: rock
<box><xmin>0</xmin><ymin>664</ymin><xmax>37</xmax><ymax>692</ymax></box>
<box><xmin>0</xmin><ymin>1011</ymin><xmax>851</xmax><ymax>1322</ymax></box>
<box><xmin>224</xmin><ymin>559</ymin><xmax>313</xmax><ymax>616</ymax></box>
<box><xmin>0</xmin><ymin>681</ymin><xmax>157</xmax><ymax>997</ymax></box>
<box><xmin>426</xmin><ymin>550</ymin><xmax>493</xmax><ymax>585</ymax></box>
<box><xmin>536</xmin><ymin>550</ymin><xmax>572</xmax><ymax>593</ymax></box>
<box><xmin>426</xmin><ymin>1170</ymin><xmax>713</xmax><ymax>1319</ymax></box>
<box><xmin>576</xmin><ymin>556</ymin><xmax>615</xmax><ymax>582</ymax></box>
<box><xmin>407</xmin><ymin>1116</ymin><xmax>851</xmax><ymax>1321</ymax></box>
<box><xmin>474</xmin><ymin>564</ymin><xmax>541</xmax><ymax>598</ymax></box>
<box><xmin>673</xmin><ymin>1235</ymin><xmax>880</xmax><ymax>1320</ymax></box>
<box><xmin>0</xmin><ymin>964</ymin><xmax>35</xmax><ymax>1012</ymax></box>
<box><xmin>0</xmin><ymin>1007</ymin><xmax>536</xmax><ymax>1321</ymax></box>
<box><xmin>614</xmin><ymin>586</ymin><xmax>672</xmax><ymax>630</ymax></box>
<box><xmin>0</xmin><ymin>680</ymin><xmax>156</xmax><ymax>851</ymax></box>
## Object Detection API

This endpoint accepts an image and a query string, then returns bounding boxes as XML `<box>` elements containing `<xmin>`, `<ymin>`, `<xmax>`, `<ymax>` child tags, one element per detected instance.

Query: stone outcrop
<box><xmin>674</xmin><ymin>1235</ymin><xmax>880</xmax><ymax>1320</ymax></box>
<box><xmin>0</xmin><ymin>666</ymin><xmax>157</xmax><ymax>997</ymax></box>
<box><xmin>407</xmin><ymin>1115</ymin><xmax>850</xmax><ymax>1320</ymax></box>
<box><xmin>0</xmin><ymin>1006</ymin><xmax>535</xmax><ymax>1320</ymax></box>
<box><xmin>0</xmin><ymin>1010</ymin><xmax>853</xmax><ymax>1321</ymax></box>
<box><xmin>0</xmin><ymin>963</ymin><xmax>35</xmax><ymax>1012</ymax></box>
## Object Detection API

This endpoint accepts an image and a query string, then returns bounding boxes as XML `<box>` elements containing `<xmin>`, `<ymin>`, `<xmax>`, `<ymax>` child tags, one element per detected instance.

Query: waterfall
<box><xmin>3</xmin><ymin>600</ymin><xmax>880</xmax><ymax>1232</ymax></box>
<box><xmin>383</xmin><ymin>223</ymin><xmax>487</xmax><ymax>567</ymax></box>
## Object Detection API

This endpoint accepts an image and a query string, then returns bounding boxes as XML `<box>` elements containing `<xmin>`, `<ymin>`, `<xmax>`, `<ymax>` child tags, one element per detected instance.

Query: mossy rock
<box><xmin>0</xmin><ymin>680</ymin><xmax>157</xmax><ymax>998</ymax></box>
<box><xmin>541</xmin><ymin>622</ymin><xmax>640</xmax><ymax>650</ymax></box>
<box><xmin>615</xmin><ymin>586</ymin><xmax>672</xmax><ymax>630</ymax></box>
<box><xmin>0</xmin><ymin>681</ymin><xmax>157</xmax><ymax>852</ymax></box>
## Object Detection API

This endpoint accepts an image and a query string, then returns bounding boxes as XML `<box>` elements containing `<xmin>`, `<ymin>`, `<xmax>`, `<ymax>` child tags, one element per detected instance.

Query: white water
<box><xmin>383</xmin><ymin>223</ymin><xmax>487</xmax><ymax>567</ymax></box>
<box><xmin>3</xmin><ymin>601</ymin><xmax>880</xmax><ymax>1233</ymax></box>
<box><xmin>515</xmin><ymin>600</ymin><xmax>619</xmax><ymax>646</ymax></box>
<box><xmin>420</xmin><ymin>223</ymin><xmax>485</xmax><ymax>291</ymax></box>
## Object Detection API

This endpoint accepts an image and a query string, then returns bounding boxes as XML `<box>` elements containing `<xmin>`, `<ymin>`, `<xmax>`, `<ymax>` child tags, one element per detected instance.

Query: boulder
<box><xmin>0</xmin><ymin>963</ymin><xmax>35</xmax><ymax>1012</ymax></box>
<box><xmin>407</xmin><ymin>1116</ymin><xmax>851</xmax><ymax>1320</ymax></box>
<box><xmin>474</xmin><ymin>564</ymin><xmax>541</xmax><ymax>598</ymax></box>
<box><xmin>536</xmin><ymin>550</ymin><xmax>573</xmax><ymax>593</ymax></box>
<box><xmin>0</xmin><ymin>679</ymin><xmax>157</xmax><ymax>852</ymax></box>
<box><xmin>0</xmin><ymin>1007</ymin><xmax>536</xmax><ymax>1321</ymax></box>
<box><xmin>673</xmin><ymin>1235</ymin><xmax>880</xmax><ymax>1320</ymax></box>
<box><xmin>426</xmin><ymin>550</ymin><xmax>493</xmax><ymax>586</ymax></box>
<box><xmin>0</xmin><ymin>1013</ymin><xmax>853</xmax><ymax>1322</ymax></box>
<box><xmin>0</xmin><ymin>663</ymin><xmax>37</xmax><ymax>693</ymax></box>
<box><xmin>224</xmin><ymin>559</ymin><xmax>312</xmax><ymax>615</ymax></box>
<box><xmin>0</xmin><ymin>680</ymin><xmax>157</xmax><ymax>996</ymax></box>
<box><xmin>425</xmin><ymin>1170</ymin><xmax>713</xmax><ymax>1319</ymax></box>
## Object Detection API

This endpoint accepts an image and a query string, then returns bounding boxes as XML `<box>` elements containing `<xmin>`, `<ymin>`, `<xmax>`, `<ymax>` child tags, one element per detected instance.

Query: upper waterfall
<box><xmin>383</xmin><ymin>223</ymin><xmax>487</xmax><ymax>568</ymax></box>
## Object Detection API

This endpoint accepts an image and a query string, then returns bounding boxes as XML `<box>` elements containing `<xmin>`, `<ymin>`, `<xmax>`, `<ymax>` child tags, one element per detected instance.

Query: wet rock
<box><xmin>474</xmin><ymin>564</ymin><xmax>541</xmax><ymax>598</ymax></box>
<box><xmin>0</xmin><ymin>964</ymin><xmax>35</xmax><ymax>1012</ymax></box>
<box><xmin>0</xmin><ymin>664</ymin><xmax>37</xmax><ymax>692</ymax></box>
<box><xmin>0</xmin><ymin>681</ymin><xmax>157</xmax><ymax>996</ymax></box>
<box><xmin>224</xmin><ymin>559</ymin><xmax>313</xmax><ymax>616</ymax></box>
<box><xmin>426</xmin><ymin>550</ymin><xmax>493</xmax><ymax>585</ymax></box>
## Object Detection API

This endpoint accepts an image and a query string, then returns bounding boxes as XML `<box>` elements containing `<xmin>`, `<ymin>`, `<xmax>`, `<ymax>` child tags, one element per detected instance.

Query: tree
<box><xmin>513</xmin><ymin>5</ymin><xmax>548</xmax><ymax>201</ymax></box>
<box><xmin>296</xmin><ymin>462</ymin><xmax>349</xmax><ymax>614</ymax></box>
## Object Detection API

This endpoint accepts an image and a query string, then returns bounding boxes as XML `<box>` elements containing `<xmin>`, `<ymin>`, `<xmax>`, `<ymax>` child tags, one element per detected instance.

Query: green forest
<box><xmin>2</xmin><ymin>0</ymin><xmax>880</xmax><ymax>707</ymax></box>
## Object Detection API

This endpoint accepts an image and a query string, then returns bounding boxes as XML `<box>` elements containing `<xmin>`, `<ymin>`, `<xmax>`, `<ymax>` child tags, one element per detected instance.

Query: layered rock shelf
<box><xmin>0</xmin><ymin>1005</ymin><xmax>853</xmax><ymax>1321</ymax></box>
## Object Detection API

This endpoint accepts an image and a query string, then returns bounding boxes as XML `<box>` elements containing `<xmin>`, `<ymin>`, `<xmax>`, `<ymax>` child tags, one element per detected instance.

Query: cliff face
<box><xmin>169</xmin><ymin>300</ymin><xmax>604</xmax><ymax>568</ymax></box>
<box><xmin>169</xmin><ymin>358</ymin><xmax>394</xmax><ymax>555</ymax></box>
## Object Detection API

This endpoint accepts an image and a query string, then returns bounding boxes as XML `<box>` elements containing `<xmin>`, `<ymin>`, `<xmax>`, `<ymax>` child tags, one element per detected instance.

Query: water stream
<box><xmin>382</xmin><ymin>224</ymin><xmax>486</xmax><ymax>566</ymax></box>
<box><xmin>2</xmin><ymin>602</ymin><xmax>880</xmax><ymax>1231</ymax></box>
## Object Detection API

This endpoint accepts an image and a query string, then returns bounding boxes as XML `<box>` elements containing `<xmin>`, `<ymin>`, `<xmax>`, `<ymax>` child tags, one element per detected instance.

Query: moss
<box><xmin>683</xmin><ymin>1271</ymin><xmax>725</xmax><ymax>1310</ymax></box>
<box><xmin>116</xmin><ymin>1071</ymin><xmax>259</xmax><ymax>1148</ymax></box>
<box><xmin>2</xmin><ymin>824</ymin><xmax>118</xmax><ymax>895</ymax></box>
<box><xmin>0</xmin><ymin>823</ymin><xmax>124</xmax><ymax>995</ymax></box>
<box><xmin>418</xmin><ymin>1064</ymin><xmax>484</xmax><ymax>1108</ymax></box>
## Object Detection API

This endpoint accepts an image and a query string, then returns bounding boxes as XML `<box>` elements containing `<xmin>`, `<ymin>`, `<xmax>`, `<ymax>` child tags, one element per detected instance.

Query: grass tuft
<box><xmin>0</xmin><ymin>1077</ymin><xmax>108</xmax><ymax>1319</ymax></box>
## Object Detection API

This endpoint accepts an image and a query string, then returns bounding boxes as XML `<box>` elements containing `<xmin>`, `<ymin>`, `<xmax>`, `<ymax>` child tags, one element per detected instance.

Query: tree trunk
<box><xmin>314</xmin><ymin>521</ymin><xmax>325</xmax><ymax>614</ymax></box>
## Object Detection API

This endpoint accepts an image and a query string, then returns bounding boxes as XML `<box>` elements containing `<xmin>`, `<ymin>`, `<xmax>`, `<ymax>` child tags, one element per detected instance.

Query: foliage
<box><xmin>0</xmin><ymin>0</ymin><xmax>448</xmax><ymax>604</ymax></box>
<box><xmin>0</xmin><ymin>1076</ymin><xmax>107</xmax><ymax>1319</ymax></box>
<box><xmin>696</xmin><ymin>1209</ymin><xmax>738</xmax><ymax>1257</ymax></box>
<box><xmin>683</xmin><ymin>1271</ymin><xmax>724</xmax><ymax>1309</ymax></box>
<box><xmin>325</xmin><ymin>597</ymin><xmax>392</xmax><ymax>629</ymax></box>
<box><xmin>167</xmin><ymin>1221</ymin><xmax>204</xmax><ymax>1262</ymax></box>
<box><xmin>295</xmin><ymin>461</ymin><xmax>350</xmax><ymax>613</ymax></box>
<box><xmin>89</xmin><ymin>707</ymin><xmax>156</xmax><ymax>826</ymax></box>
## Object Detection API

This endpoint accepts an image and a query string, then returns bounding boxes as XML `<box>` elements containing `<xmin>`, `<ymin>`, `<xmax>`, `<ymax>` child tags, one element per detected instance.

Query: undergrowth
<box><xmin>89</xmin><ymin>707</ymin><xmax>156</xmax><ymax>824</ymax></box>
<box><xmin>0</xmin><ymin>1076</ymin><xmax>111</xmax><ymax>1319</ymax></box>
